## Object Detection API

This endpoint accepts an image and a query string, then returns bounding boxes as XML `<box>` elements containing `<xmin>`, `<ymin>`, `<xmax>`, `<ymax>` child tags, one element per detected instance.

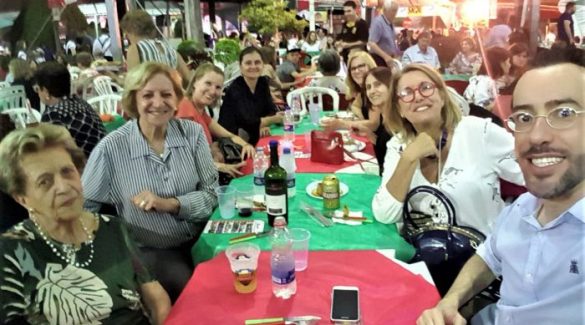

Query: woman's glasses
<box><xmin>506</xmin><ymin>107</ymin><xmax>584</xmax><ymax>132</ymax></box>
<box><xmin>397</xmin><ymin>81</ymin><xmax>437</xmax><ymax>103</ymax></box>
<box><xmin>349</xmin><ymin>63</ymin><xmax>368</xmax><ymax>73</ymax></box>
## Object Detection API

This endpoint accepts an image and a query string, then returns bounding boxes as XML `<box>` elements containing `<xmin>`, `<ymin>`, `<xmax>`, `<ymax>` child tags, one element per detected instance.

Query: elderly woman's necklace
<box><xmin>32</xmin><ymin>214</ymin><xmax>96</xmax><ymax>268</ymax></box>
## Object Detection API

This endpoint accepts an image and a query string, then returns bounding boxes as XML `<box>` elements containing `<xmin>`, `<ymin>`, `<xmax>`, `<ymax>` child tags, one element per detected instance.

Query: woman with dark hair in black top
<box><xmin>218</xmin><ymin>47</ymin><xmax>283</xmax><ymax>145</ymax></box>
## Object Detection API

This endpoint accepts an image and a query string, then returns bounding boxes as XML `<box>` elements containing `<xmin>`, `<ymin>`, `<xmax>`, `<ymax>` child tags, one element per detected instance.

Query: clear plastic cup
<box><xmin>225</xmin><ymin>243</ymin><xmax>261</xmax><ymax>293</ymax></box>
<box><xmin>290</xmin><ymin>228</ymin><xmax>311</xmax><ymax>271</ymax></box>
<box><xmin>309</xmin><ymin>103</ymin><xmax>321</xmax><ymax>125</ymax></box>
<box><xmin>215</xmin><ymin>186</ymin><xmax>235</xmax><ymax>219</ymax></box>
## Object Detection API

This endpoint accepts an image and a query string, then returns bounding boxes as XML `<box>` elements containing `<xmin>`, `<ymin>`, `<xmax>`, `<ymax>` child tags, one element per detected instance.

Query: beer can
<box><xmin>322</xmin><ymin>175</ymin><xmax>340</xmax><ymax>211</ymax></box>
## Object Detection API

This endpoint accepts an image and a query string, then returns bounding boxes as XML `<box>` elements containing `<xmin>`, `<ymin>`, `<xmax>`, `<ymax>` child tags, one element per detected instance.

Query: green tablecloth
<box><xmin>103</xmin><ymin>115</ymin><xmax>126</xmax><ymax>133</ymax></box>
<box><xmin>442</xmin><ymin>74</ymin><xmax>471</xmax><ymax>81</ymax></box>
<box><xmin>191</xmin><ymin>173</ymin><xmax>415</xmax><ymax>265</ymax></box>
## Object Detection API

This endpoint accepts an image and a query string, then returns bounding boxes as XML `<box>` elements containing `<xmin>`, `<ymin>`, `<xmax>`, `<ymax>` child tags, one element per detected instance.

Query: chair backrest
<box><xmin>444</xmin><ymin>79</ymin><xmax>470</xmax><ymax>96</ymax></box>
<box><xmin>286</xmin><ymin>86</ymin><xmax>340</xmax><ymax>113</ymax></box>
<box><xmin>1</xmin><ymin>108</ymin><xmax>42</xmax><ymax>129</ymax></box>
<box><xmin>92</xmin><ymin>76</ymin><xmax>115</xmax><ymax>96</ymax></box>
<box><xmin>0</xmin><ymin>81</ymin><xmax>10</xmax><ymax>89</ymax></box>
<box><xmin>0</xmin><ymin>86</ymin><xmax>27</xmax><ymax>111</ymax></box>
<box><xmin>87</xmin><ymin>94</ymin><xmax>122</xmax><ymax>115</ymax></box>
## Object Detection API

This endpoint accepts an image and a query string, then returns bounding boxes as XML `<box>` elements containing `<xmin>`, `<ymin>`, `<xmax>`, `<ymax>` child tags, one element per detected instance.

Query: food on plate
<box><xmin>311</xmin><ymin>182</ymin><xmax>324</xmax><ymax>197</ymax></box>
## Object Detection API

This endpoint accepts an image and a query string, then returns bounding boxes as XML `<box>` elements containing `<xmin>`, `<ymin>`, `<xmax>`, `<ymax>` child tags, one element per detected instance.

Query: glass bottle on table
<box><xmin>271</xmin><ymin>216</ymin><xmax>297</xmax><ymax>299</ymax></box>
<box><xmin>265</xmin><ymin>140</ymin><xmax>288</xmax><ymax>227</ymax></box>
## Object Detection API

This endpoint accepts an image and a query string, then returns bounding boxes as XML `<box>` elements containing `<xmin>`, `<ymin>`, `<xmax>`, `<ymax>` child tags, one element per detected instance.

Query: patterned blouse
<box><xmin>447</xmin><ymin>51</ymin><xmax>482</xmax><ymax>75</ymax></box>
<box><xmin>0</xmin><ymin>215</ymin><xmax>153</xmax><ymax>324</ymax></box>
<box><xmin>41</xmin><ymin>95</ymin><xmax>106</xmax><ymax>158</ymax></box>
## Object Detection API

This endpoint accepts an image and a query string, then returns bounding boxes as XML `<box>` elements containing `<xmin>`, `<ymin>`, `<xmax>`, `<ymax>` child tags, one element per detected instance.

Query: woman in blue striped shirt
<box><xmin>82</xmin><ymin>62</ymin><xmax>218</xmax><ymax>302</ymax></box>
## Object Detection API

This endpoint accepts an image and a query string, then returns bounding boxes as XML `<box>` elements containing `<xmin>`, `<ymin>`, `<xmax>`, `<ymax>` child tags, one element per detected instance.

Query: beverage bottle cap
<box><xmin>283</xmin><ymin>147</ymin><xmax>291</xmax><ymax>154</ymax></box>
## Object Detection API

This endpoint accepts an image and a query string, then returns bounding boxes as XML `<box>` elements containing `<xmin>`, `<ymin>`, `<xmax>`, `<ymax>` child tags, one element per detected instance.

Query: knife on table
<box><xmin>245</xmin><ymin>315</ymin><xmax>321</xmax><ymax>324</ymax></box>
<box><xmin>299</xmin><ymin>202</ymin><xmax>333</xmax><ymax>227</ymax></box>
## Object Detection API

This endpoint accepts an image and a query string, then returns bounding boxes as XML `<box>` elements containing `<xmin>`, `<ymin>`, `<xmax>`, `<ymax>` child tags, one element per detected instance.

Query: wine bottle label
<box><xmin>265</xmin><ymin>194</ymin><xmax>286</xmax><ymax>216</ymax></box>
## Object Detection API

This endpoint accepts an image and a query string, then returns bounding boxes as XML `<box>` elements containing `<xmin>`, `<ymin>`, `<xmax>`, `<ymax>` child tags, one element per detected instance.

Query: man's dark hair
<box><xmin>34</xmin><ymin>62</ymin><xmax>71</xmax><ymax>98</ymax></box>
<box><xmin>566</xmin><ymin>1</ymin><xmax>576</xmax><ymax>10</ymax></box>
<box><xmin>318</xmin><ymin>50</ymin><xmax>341</xmax><ymax>76</ymax></box>
<box><xmin>532</xmin><ymin>48</ymin><xmax>585</xmax><ymax>69</ymax></box>
<box><xmin>343</xmin><ymin>1</ymin><xmax>357</xmax><ymax>9</ymax></box>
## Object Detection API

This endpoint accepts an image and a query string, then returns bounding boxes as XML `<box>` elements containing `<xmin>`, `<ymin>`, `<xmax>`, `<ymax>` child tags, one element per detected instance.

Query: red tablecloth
<box><xmin>241</xmin><ymin>134</ymin><xmax>376</xmax><ymax>175</ymax></box>
<box><xmin>165</xmin><ymin>250</ymin><xmax>440</xmax><ymax>324</ymax></box>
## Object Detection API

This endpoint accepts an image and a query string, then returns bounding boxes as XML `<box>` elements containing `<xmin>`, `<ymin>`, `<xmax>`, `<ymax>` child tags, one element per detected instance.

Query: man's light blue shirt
<box><xmin>368</xmin><ymin>14</ymin><xmax>399</xmax><ymax>57</ymax></box>
<box><xmin>475</xmin><ymin>193</ymin><xmax>585</xmax><ymax>325</ymax></box>
<box><xmin>401</xmin><ymin>44</ymin><xmax>440</xmax><ymax>69</ymax></box>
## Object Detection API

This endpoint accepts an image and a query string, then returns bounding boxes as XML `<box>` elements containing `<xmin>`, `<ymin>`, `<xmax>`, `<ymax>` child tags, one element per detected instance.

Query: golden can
<box><xmin>322</xmin><ymin>175</ymin><xmax>340</xmax><ymax>211</ymax></box>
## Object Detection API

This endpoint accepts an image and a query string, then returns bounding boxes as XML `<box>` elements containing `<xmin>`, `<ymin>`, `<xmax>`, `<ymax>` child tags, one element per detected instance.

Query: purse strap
<box><xmin>402</xmin><ymin>185</ymin><xmax>458</xmax><ymax>229</ymax></box>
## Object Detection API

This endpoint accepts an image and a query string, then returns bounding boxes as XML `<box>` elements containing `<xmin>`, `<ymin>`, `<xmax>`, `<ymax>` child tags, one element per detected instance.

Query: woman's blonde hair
<box><xmin>186</xmin><ymin>63</ymin><xmax>224</xmax><ymax>97</ymax></box>
<box><xmin>9</xmin><ymin>58</ymin><xmax>32</xmax><ymax>80</ymax></box>
<box><xmin>345</xmin><ymin>51</ymin><xmax>377</xmax><ymax>99</ymax></box>
<box><xmin>120</xmin><ymin>9</ymin><xmax>157</xmax><ymax>38</ymax></box>
<box><xmin>122</xmin><ymin>62</ymin><xmax>184</xmax><ymax>118</ymax></box>
<box><xmin>0</xmin><ymin>124</ymin><xmax>86</xmax><ymax>196</ymax></box>
<box><xmin>384</xmin><ymin>64</ymin><xmax>461</xmax><ymax>142</ymax></box>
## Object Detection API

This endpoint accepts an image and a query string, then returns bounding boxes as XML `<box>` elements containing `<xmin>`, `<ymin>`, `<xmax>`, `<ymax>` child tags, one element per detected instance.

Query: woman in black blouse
<box><xmin>218</xmin><ymin>47</ymin><xmax>283</xmax><ymax>146</ymax></box>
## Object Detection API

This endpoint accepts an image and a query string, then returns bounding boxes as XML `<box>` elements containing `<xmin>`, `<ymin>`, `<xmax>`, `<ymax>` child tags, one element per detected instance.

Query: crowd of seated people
<box><xmin>0</xmin><ymin>5</ymin><xmax>583</xmax><ymax>323</ymax></box>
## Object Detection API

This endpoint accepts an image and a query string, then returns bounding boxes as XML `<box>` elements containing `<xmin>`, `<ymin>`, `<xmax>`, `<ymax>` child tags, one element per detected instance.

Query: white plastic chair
<box><xmin>447</xmin><ymin>87</ymin><xmax>470</xmax><ymax>116</ymax></box>
<box><xmin>87</xmin><ymin>94</ymin><xmax>122</xmax><ymax>115</ymax></box>
<box><xmin>92</xmin><ymin>76</ymin><xmax>118</xmax><ymax>96</ymax></box>
<box><xmin>1</xmin><ymin>108</ymin><xmax>42</xmax><ymax>129</ymax></box>
<box><xmin>286</xmin><ymin>86</ymin><xmax>340</xmax><ymax>113</ymax></box>
<box><xmin>0</xmin><ymin>85</ymin><xmax>27</xmax><ymax>111</ymax></box>
<box><xmin>0</xmin><ymin>81</ymin><xmax>10</xmax><ymax>89</ymax></box>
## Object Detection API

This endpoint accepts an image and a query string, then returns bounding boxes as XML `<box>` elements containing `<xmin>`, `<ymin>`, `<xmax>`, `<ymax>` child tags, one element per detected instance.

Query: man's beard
<box><xmin>531</xmin><ymin>152</ymin><xmax>585</xmax><ymax>199</ymax></box>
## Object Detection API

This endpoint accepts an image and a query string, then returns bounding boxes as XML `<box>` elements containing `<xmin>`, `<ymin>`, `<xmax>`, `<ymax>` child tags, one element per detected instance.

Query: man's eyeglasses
<box><xmin>397</xmin><ymin>81</ymin><xmax>437</xmax><ymax>103</ymax></box>
<box><xmin>349</xmin><ymin>63</ymin><xmax>368</xmax><ymax>73</ymax></box>
<box><xmin>506</xmin><ymin>107</ymin><xmax>585</xmax><ymax>132</ymax></box>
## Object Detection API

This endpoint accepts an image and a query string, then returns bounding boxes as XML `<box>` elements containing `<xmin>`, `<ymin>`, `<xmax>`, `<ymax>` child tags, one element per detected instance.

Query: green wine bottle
<box><xmin>265</xmin><ymin>140</ymin><xmax>288</xmax><ymax>227</ymax></box>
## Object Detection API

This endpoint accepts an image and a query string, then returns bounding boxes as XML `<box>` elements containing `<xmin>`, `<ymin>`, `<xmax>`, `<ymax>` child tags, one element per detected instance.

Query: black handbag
<box><xmin>402</xmin><ymin>185</ymin><xmax>485</xmax><ymax>296</ymax></box>
<box><xmin>217</xmin><ymin>137</ymin><xmax>243</xmax><ymax>185</ymax></box>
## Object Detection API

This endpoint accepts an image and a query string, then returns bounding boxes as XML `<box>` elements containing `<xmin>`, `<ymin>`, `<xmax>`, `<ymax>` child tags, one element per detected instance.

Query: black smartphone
<box><xmin>330</xmin><ymin>286</ymin><xmax>360</xmax><ymax>322</ymax></box>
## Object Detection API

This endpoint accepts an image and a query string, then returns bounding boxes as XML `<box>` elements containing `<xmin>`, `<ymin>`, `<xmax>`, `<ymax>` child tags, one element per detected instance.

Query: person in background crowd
<box><xmin>259</xmin><ymin>46</ymin><xmax>287</xmax><ymax>104</ymax></box>
<box><xmin>276</xmin><ymin>48</ymin><xmax>317</xmax><ymax>88</ymax></box>
<box><xmin>447</xmin><ymin>37</ymin><xmax>482</xmax><ymax>75</ymax></box>
<box><xmin>0</xmin><ymin>124</ymin><xmax>171</xmax><ymax>324</ymax></box>
<box><xmin>35</xmin><ymin>62</ymin><xmax>106</xmax><ymax>157</ymax></box>
<box><xmin>309</xmin><ymin>49</ymin><xmax>347</xmax><ymax>95</ymax></box>
<box><xmin>92</xmin><ymin>26</ymin><xmax>113</xmax><ymax>61</ymax></box>
<box><xmin>219</xmin><ymin>47</ymin><xmax>283</xmax><ymax>145</ymax></box>
<box><xmin>301</xmin><ymin>31</ymin><xmax>321</xmax><ymax>53</ymax></box>
<box><xmin>402</xmin><ymin>32</ymin><xmax>441</xmax><ymax>70</ymax></box>
<box><xmin>8</xmin><ymin>58</ymin><xmax>40</xmax><ymax>110</ymax></box>
<box><xmin>318</xmin><ymin>28</ymin><xmax>329</xmax><ymax>50</ymax></box>
<box><xmin>398</xmin><ymin>29</ymin><xmax>414</xmax><ymax>52</ymax></box>
<box><xmin>73</xmin><ymin>52</ymin><xmax>99</xmax><ymax>94</ymax></box>
<box><xmin>15</xmin><ymin>40</ymin><xmax>27</xmax><ymax>61</ymax></box>
<box><xmin>417</xmin><ymin>49</ymin><xmax>584</xmax><ymax>325</ymax></box>
<box><xmin>120</xmin><ymin>9</ymin><xmax>191</xmax><ymax>83</ymax></box>
<box><xmin>484</xmin><ymin>11</ymin><xmax>512</xmax><ymax>49</ymax></box>
<box><xmin>464</xmin><ymin>47</ymin><xmax>511</xmax><ymax>110</ymax></box>
<box><xmin>557</xmin><ymin>1</ymin><xmax>577</xmax><ymax>48</ymax></box>
<box><xmin>177</xmin><ymin>63</ymin><xmax>254</xmax><ymax>177</ymax></box>
<box><xmin>82</xmin><ymin>62</ymin><xmax>218</xmax><ymax>302</ymax></box>
<box><xmin>336</xmin><ymin>0</ymin><xmax>369</xmax><ymax>63</ymax></box>
<box><xmin>374</xmin><ymin>63</ymin><xmax>524</xmax><ymax>294</ymax></box>
<box><xmin>508</xmin><ymin>42</ymin><xmax>530</xmax><ymax>82</ymax></box>
<box><xmin>368</xmin><ymin>0</ymin><xmax>400</xmax><ymax>67</ymax></box>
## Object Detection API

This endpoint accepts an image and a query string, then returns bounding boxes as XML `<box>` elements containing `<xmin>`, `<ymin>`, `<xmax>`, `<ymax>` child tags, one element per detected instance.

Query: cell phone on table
<box><xmin>330</xmin><ymin>286</ymin><xmax>360</xmax><ymax>322</ymax></box>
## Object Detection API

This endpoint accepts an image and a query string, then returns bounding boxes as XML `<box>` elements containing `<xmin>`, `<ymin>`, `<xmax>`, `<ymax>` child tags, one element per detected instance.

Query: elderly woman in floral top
<box><xmin>0</xmin><ymin>124</ymin><xmax>170</xmax><ymax>324</ymax></box>
<box><xmin>446</xmin><ymin>38</ymin><xmax>482</xmax><ymax>75</ymax></box>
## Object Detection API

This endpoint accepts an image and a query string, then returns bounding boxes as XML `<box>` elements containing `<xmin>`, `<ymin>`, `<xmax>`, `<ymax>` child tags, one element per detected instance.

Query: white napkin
<box><xmin>332</xmin><ymin>210</ymin><xmax>363</xmax><ymax>226</ymax></box>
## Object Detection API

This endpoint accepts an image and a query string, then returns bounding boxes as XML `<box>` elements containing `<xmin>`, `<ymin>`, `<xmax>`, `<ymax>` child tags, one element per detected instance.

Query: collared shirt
<box><xmin>368</xmin><ymin>14</ymin><xmax>399</xmax><ymax>57</ymax></box>
<box><xmin>41</xmin><ymin>95</ymin><xmax>106</xmax><ymax>158</ymax></box>
<box><xmin>475</xmin><ymin>194</ymin><xmax>585</xmax><ymax>325</ymax></box>
<box><xmin>82</xmin><ymin>119</ymin><xmax>219</xmax><ymax>248</ymax></box>
<box><xmin>401</xmin><ymin>44</ymin><xmax>440</xmax><ymax>69</ymax></box>
<box><xmin>137</xmin><ymin>39</ymin><xmax>178</xmax><ymax>68</ymax></box>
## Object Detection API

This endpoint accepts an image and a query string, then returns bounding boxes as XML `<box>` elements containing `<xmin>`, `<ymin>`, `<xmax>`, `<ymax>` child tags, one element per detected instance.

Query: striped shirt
<box><xmin>137</xmin><ymin>39</ymin><xmax>178</xmax><ymax>68</ymax></box>
<box><xmin>82</xmin><ymin>119</ymin><xmax>219</xmax><ymax>248</ymax></box>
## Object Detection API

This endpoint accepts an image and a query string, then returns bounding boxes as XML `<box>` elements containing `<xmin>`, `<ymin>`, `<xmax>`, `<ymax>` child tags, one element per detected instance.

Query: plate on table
<box><xmin>344</xmin><ymin>139</ymin><xmax>366</xmax><ymax>153</ymax></box>
<box><xmin>306</xmin><ymin>181</ymin><xmax>349</xmax><ymax>199</ymax></box>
